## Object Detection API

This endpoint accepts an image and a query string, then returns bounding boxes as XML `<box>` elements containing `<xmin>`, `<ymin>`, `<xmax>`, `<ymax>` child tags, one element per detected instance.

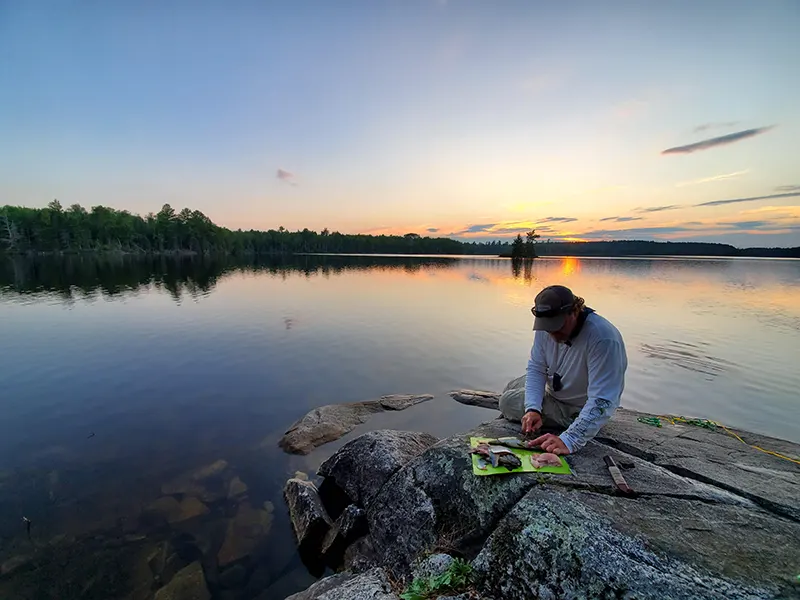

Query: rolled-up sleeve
<box><xmin>524</xmin><ymin>333</ymin><xmax>548</xmax><ymax>412</ymax></box>
<box><xmin>559</xmin><ymin>337</ymin><xmax>626</xmax><ymax>452</ymax></box>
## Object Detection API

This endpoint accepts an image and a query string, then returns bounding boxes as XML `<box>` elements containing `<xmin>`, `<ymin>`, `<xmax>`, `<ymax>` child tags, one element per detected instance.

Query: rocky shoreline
<box><xmin>281</xmin><ymin>375</ymin><xmax>800</xmax><ymax>600</ymax></box>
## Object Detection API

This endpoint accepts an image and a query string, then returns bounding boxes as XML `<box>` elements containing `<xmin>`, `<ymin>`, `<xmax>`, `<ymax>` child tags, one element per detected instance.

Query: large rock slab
<box><xmin>279</xmin><ymin>395</ymin><xmax>433</xmax><ymax>454</ymax></box>
<box><xmin>285</xmin><ymin>567</ymin><xmax>398</xmax><ymax>600</ymax></box>
<box><xmin>284</xmin><ymin>478</ymin><xmax>333</xmax><ymax>558</ymax></box>
<box><xmin>366</xmin><ymin>418</ymin><xmax>799</xmax><ymax>585</ymax></box>
<box><xmin>596</xmin><ymin>408</ymin><xmax>800</xmax><ymax>521</ymax></box>
<box><xmin>154</xmin><ymin>561</ymin><xmax>211</xmax><ymax>600</ymax></box>
<box><xmin>317</xmin><ymin>430</ymin><xmax>438</xmax><ymax>509</ymax></box>
<box><xmin>472</xmin><ymin>485</ymin><xmax>789</xmax><ymax>599</ymax></box>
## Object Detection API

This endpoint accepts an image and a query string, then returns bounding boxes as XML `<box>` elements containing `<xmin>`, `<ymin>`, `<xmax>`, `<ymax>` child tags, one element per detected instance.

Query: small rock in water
<box><xmin>228</xmin><ymin>476</ymin><xmax>248</xmax><ymax>498</ymax></box>
<box><xmin>146</xmin><ymin>496</ymin><xmax>210</xmax><ymax>524</ymax></box>
<box><xmin>217</xmin><ymin>501</ymin><xmax>273</xmax><ymax>567</ymax></box>
<box><xmin>153</xmin><ymin>561</ymin><xmax>210</xmax><ymax>600</ymax></box>
<box><xmin>294</xmin><ymin>471</ymin><xmax>310</xmax><ymax>481</ymax></box>
<box><xmin>161</xmin><ymin>459</ymin><xmax>230</xmax><ymax>500</ymax></box>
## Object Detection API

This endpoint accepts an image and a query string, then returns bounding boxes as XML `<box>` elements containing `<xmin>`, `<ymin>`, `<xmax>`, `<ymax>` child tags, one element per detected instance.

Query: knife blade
<box><xmin>604</xmin><ymin>455</ymin><xmax>634</xmax><ymax>495</ymax></box>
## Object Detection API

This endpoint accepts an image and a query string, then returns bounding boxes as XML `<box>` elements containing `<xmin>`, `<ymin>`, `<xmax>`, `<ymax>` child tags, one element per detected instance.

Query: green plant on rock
<box><xmin>400</xmin><ymin>558</ymin><xmax>474</xmax><ymax>600</ymax></box>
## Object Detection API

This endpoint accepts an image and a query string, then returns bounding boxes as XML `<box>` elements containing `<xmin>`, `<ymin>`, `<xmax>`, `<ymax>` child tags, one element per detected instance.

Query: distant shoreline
<box><xmin>2</xmin><ymin>247</ymin><xmax>799</xmax><ymax>259</ymax></box>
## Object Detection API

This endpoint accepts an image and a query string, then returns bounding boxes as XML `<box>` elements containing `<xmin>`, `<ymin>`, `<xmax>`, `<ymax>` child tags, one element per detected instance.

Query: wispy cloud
<box><xmin>675</xmin><ymin>169</ymin><xmax>749</xmax><ymax>188</ymax></box>
<box><xmin>694</xmin><ymin>191</ymin><xmax>800</xmax><ymax>208</ymax></box>
<box><xmin>599</xmin><ymin>216</ymin><xmax>643</xmax><ymax>222</ymax></box>
<box><xmin>661</xmin><ymin>126</ymin><xmax>774</xmax><ymax>155</ymax></box>
<box><xmin>539</xmin><ymin>216</ymin><xmax>577</xmax><ymax>223</ymax></box>
<box><xmin>636</xmin><ymin>205</ymin><xmax>681</xmax><ymax>213</ymax></box>
<box><xmin>694</xmin><ymin>121</ymin><xmax>738</xmax><ymax>133</ymax></box>
<box><xmin>463</xmin><ymin>223</ymin><xmax>497</xmax><ymax>233</ymax></box>
<box><xmin>277</xmin><ymin>168</ymin><xmax>297</xmax><ymax>186</ymax></box>
<box><xmin>427</xmin><ymin>227</ymin><xmax>439</xmax><ymax>233</ymax></box>
<box><xmin>776</xmin><ymin>185</ymin><xmax>800</xmax><ymax>192</ymax></box>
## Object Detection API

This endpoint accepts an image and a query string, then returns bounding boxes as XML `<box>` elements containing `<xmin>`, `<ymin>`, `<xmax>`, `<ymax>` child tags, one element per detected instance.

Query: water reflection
<box><xmin>0</xmin><ymin>254</ymin><xmax>460</xmax><ymax>304</ymax></box>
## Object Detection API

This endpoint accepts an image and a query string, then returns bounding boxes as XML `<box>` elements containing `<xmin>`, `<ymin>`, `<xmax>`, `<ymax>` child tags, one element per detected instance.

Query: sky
<box><xmin>1</xmin><ymin>1</ymin><xmax>799</xmax><ymax>248</ymax></box>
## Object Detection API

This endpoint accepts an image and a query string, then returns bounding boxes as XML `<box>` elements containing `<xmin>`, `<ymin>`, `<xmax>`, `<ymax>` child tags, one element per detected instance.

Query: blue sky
<box><xmin>1</xmin><ymin>0</ymin><xmax>799</xmax><ymax>247</ymax></box>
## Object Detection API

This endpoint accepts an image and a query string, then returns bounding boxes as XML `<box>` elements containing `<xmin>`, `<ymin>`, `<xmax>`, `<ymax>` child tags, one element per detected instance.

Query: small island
<box><xmin>279</xmin><ymin>375</ymin><xmax>800</xmax><ymax>600</ymax></box>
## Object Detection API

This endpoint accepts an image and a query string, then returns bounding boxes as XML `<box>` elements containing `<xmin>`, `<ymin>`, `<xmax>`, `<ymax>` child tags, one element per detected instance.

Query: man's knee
<box><xmin>498</xmin><ymin>387</ymin><xmax>525</xmax><ymax>422</ymax></box>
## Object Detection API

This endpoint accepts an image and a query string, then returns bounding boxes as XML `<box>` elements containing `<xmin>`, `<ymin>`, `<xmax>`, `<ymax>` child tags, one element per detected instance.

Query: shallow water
<box><xmin>1</xmin><ymin>253</ymin><xmax>798</xmax><ymax>598</ymax></box>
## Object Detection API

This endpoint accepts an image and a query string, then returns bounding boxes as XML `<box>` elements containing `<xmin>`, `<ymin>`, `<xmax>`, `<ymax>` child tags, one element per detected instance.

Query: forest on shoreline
<box><xmin>2</xmin><ymin>201</ymin><xmax>798</xmax><ymax>258</ymax></box>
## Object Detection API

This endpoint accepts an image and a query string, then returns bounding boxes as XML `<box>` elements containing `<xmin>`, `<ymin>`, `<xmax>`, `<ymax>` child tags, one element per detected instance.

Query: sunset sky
<box><xmin>1</xmin><ymin>1</ymin><xmax>798</xmax><ymax>247</ymax></box>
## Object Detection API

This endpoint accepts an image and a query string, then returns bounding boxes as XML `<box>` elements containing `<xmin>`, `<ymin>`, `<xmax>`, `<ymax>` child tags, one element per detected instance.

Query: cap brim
<box><xmin>533</xmin><ymin>313</ymin><xmax>567</xmax><ymax>332</ymax></box>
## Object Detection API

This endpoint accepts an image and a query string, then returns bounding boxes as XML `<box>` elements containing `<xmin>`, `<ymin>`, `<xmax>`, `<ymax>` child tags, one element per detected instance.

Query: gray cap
<box><xmin>531</xmin><ymin>285</ymin><xmax>576</xmax><ymax>332</ymax></box>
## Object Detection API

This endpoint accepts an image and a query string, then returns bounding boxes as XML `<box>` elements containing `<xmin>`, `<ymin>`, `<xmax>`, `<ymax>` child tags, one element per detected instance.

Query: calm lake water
<box><xmin>1</xmin><ymin>253</ymin><xmax>799</xmax><ymax>598</ymax></box>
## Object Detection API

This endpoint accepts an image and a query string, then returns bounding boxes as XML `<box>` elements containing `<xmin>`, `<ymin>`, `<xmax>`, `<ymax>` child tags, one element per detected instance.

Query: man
<box><xmin>499</xmin><ymin>284</ymin><xmax>627</xmax><ymax>455</ymax></box>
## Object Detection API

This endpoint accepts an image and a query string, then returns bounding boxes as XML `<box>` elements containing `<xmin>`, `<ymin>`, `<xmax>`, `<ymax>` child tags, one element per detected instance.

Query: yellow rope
<box><xmin>653</xmin><ymin>415</ymin><xmax>800</xmax><ymax>466</ymax></box>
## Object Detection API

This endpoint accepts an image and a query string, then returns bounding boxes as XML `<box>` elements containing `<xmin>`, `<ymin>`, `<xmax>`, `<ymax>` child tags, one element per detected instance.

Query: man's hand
<box><xmin>521</xmin><ymin>410</ymin><xmax>542</xmax><ymax>435</ymax></box>
<box><xmin>530</xmin><ymin>433</ymin><xmax>570</xmax><ymax>455</ymax></box>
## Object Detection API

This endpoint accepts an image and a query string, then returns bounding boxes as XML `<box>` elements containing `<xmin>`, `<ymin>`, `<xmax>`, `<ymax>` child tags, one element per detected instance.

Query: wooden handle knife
<box><xmin>604</xmin><ymin>455</ymin><xmax>634</xmax><ymax>495</ymax></box>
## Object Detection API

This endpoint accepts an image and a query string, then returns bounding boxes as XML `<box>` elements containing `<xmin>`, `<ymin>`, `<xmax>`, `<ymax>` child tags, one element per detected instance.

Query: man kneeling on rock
<box><xmin>500</xmin><ymin>284</ymin><xmax>627</xmax><ymax>455</ymax></box>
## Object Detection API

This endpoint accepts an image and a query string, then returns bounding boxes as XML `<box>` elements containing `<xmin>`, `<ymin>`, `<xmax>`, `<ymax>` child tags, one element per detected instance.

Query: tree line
<box><xmin>2</xmin><ymin>200</ymin><xmax>797</xmax><ymax>258</ymax></box>
<box><xmin>0</xmin><ymin>201</ymin><xmax>509</xmax><ymax>256</ymax></box>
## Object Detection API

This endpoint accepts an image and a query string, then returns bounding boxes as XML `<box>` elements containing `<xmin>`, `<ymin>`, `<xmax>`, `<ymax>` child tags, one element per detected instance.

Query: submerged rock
<box><xmin>284</xmin><ymin>478</ymin><xmax>333</xmax><ymax>559</ymax></box>
<box><xmin>227</xmin><ymin>476</ymin><xmax>248</xmax><ymax>498</ymax></box>
<box><xmin>285</xmin><ymin>566</ymin><xmax>398</xmax><ymax>600</ymax></box>
<box><xmin>278</xmin><ymin>394</ymin><xmax>434</xmax><ymax>455</ymax></box>
<box><xmin>217</xmin><ymin>501</ymin><xmax>274</xmax><ymax>567</ymax></box>
<box><xmin>153</xmin><ymin>561</ymin><xmax>210</xmax><ymax>600</ymax></box>
<box><xmin>317</xmin><ymin>430</ymin><xmax>438</xmax><ymax>510</ymax></box>
<box><xmin>161</xmin><ymin>459</ymin><xmax>230</xmax><ymax>502</ymax></box>
<box><xmin>146</xmin><ymin>496</ymin><xmax>210</xmax><ymax>524</ymax></box>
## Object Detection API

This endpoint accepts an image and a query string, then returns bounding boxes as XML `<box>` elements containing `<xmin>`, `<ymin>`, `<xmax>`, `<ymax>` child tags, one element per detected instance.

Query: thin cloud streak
<box><xmin>599</xmin><ymin>216</ymin><xmax>643</xmax><ymax>222</ymax></box>
<box><xmin>675</xmin><ymin>169</ymin><xmax>749</xmax><ymax>188</ymax></box>
<box><xmin>661</xmin><ymin>126</ymin><xmax>774</xmax><ymax>155</ymax></box>
<box><xmin>636</xmin><ymin>205</ymin><xmax>680</xmax><ymax>213</ymax></box>
<box><xmin>776</xmin><ymin>185</ymin><xmax>800</xmax><ymax>192</ymax></box>
<box><xmin>694</xmin><ymin>191</ymin><xmax>800</xmax><ymax>207</ymax></box>
<box><xmin>539</xmin><ymin>216</ymin><xmax>578</xmax><ymax>223</ymax></box>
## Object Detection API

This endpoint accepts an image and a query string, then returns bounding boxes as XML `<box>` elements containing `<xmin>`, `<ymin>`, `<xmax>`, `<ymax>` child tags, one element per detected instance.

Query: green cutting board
<box><xmin>469</xmin><ymin>437</ymin><xmax>572</xmax><ymax>476</ymax></box>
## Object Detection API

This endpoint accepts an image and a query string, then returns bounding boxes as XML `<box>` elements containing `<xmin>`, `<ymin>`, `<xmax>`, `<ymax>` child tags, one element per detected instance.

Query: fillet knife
<box><xmin>604</xmin><ymin>455</ymin><xmax>634</xmax><ymax>495</ymax></box>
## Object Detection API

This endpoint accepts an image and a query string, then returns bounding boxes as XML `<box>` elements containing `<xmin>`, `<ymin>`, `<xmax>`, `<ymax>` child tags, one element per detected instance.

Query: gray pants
<box><xmin>498</xmin><ymin>377</ymin><xmax>581</xmax><ymax>433</ymax></box>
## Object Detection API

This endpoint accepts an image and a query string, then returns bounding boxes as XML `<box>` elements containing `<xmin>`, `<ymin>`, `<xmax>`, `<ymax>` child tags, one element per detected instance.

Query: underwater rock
<box><xmin>153</xmin><ymin>561</ymin><xmax>210</xmax><ymax>600</ymax></box>
<box><xmin>161</xmin><ymin>459</ymin><xmax>229</xmax><ymax>502</ymax></box>
<box><xmin>227</xmin><ymin>476</ymin><xmax>248</xmax><ymax>498</ymax></box>
<box><xmin>217</xmin><ymin>501</ymin><xmax>274</xmax><ymax>567</ymax></box>
<box><xmin>145</xmin><ymin>496</ymin><xmax>210</xmax><ymax>524</ymax></box>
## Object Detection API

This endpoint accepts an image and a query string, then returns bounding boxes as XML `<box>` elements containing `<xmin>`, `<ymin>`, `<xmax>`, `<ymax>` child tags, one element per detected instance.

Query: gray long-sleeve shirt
<box><xmin>524</xmin><ymin>311</ymin><xmax>627</xmax><ymax>452</ymax></box>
